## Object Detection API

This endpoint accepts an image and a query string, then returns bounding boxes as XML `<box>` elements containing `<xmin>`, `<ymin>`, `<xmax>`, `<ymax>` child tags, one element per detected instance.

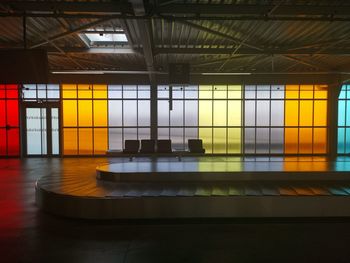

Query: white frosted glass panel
<box><xmin>185</xmin><ymin>86</ymin><xmax>198</xmax><ymax>99</ymax></box>
<box><xmin>245</xmin><ymin>85</ymin><xmax>255</xmax><ymax>99</ymax></box>
<box><xmin>244</xmin><ymin>100</ymin><xmax>255</xmax><ymax>126</ymax></box>
<box><xmin>47</xmin><ymin>84</ymin><xmax>60</xmax><ymax>99</ymax></box>
<box><xmin>123</xmin><ymin>85</ymin><xmax>137</xmax><ymax>98</ymax></box>
<box><xmin>256</xmin><ymin>100</ymin><xmax>270</xmax><ymax>126</ymax></box>
<box><xmin>51</xmin><ymin>108</ymin><xmax>59</xmax><ymax>155</ymax></box>
<box><xmin>108</xmin><ymin>128</ymin><xmax>122</xmax><ymax>150</ymax></box>
<box><xmin>138</xmin><ymin>128</ymin><xmax>150</xmax><ymax>140</ymax></box>
<box><xmin>271</xmin><ymin>101</ymin><xmax>284</xmax><ymax>126</ymax></box>
<box><xmin>256</xmin><ymin>128</ymin><xmax>269</xmax><ymax>154</ymax></box>
<box><xmin>171</xmin><ymin>128</ymin><xmax>184</xmax><ymax>150</ymax></box>
<box><xmin>41</xmin><ymin>108</ymin><xmax>47</xmax><ymax>155</ymax></box>
<box><xmin>38</xmin><ymin>84</ymin><xmax>47</xmax><ymax>99</ymax></box>
<box><xmin>271</xmin><ymin>85</ymin><xmax>284</xmax><ymax>99</ymax></box>
<box><xmin>26</xmin><ymin>108</ymin><xmax>47</xmax><ymax>155</ymax></box>
<box><xmin>170</xmin><ymin>100</ymin><xmax>183</xmax><ymax>126</ymax></box>
<box><xmin>108</xmin><ymin>85</ymin><xmax>122</xmax><ymax>98</ymax></box>
<box><xmin>185</xmin><ymin>100</ymin><xmax>198</xmax><ymax>126</ymax></box>
<box><xmin>138</xmin><ymin>85</ymin><xmax>150</xmax><ymax>98</ymax></box>
<box><xmin>23</xmin><ymin>84</ymin><xmax>36</xmax><ymax>100</ymax></box>
<box><xmin>244</xmin><ymin>128</ymin><xmax>255</xmax><ymax>154</ymax></box>
<box><xmin>108</xmin><ymin>101</ymin><xmax>122</xmax><ymax>126</ymax></box>
<box><xmin>172</xmin><ymin>86</ymin><xmax>184</xmax><ymax>99</ymax></box>
<box><xmin>123</xmin><ymin>100</ymin><xmax>137</xmax><ymax>126</ymax></box>
<box><xmin>158</xmin><ymin>128</ymin><xmax>169</xmax><ymax>139</ymax></box>
<box><xmin>270</xmin><ymin>128</ymin><xmax>284</xmax><ymax>153</ymax></box>
<box><xmin>257</xmin><ymin>85</ymin><xmax>270</xmax><ymax>99</ymax></box>
<box><xmin>158</xmin><ymin>85</ymin><xmax>169</xmax><ymax>98</ymax></box>
<box><xmin>123</xmin><ymin>128</ymin><xmax>137</xmax><ymax>144</ymax></box>
<box><xmin>138</xmin><ymin>101</ymin><xmax>150</xmax><ymax>126</ymax></box>
<box><xmin>158</xmin><ymin>100</ymin><xmax>169</xmax><ymax>126</ymax></box>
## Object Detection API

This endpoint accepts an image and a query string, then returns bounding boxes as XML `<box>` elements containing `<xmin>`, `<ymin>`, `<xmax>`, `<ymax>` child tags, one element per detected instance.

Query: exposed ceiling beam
<box><xmin>30</xmin><ymin>16</ymin><xmax>120</xmax><ymax>49</ymax></box>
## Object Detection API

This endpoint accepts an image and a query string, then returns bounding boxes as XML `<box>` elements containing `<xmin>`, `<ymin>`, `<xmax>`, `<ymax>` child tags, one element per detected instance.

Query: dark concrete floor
<box><xmin>1</xmin><ymin>157</ymin><xmax>350</xmax><ymax>263</ymax></box>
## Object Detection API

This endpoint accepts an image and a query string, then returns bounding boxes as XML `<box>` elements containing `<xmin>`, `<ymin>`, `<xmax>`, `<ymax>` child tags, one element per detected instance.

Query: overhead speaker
<box><xmin>0</xmin><ymin>49</ymin><xmax>49</xmax><ymax>83</ymax></box>
<box><xmin>168</xmin><ymin>63</ymin><xmax>190</xmax><ymax>85</ymax></box>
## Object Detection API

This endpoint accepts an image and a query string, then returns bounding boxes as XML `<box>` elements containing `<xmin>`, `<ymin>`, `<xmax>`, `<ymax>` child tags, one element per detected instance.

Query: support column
<box><xmin>328</xmin><ymin>82</ymin><xmax>342</xmax><ymax>160</ymax></box>
<box><xmin>150</xmin><ymin>83</ymin><xmax>157</xmax><ymax>140</ymax></box>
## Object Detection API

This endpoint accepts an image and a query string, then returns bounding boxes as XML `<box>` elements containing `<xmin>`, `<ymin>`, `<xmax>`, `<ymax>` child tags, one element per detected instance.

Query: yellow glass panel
<box><xmin>228</xmin><ymin>85</ymin><xmax>242</xmax><ymax>99</ymax></box>
<box><xmin>213</xmin><ymin>128</ymin><xmax>226</xmax><ymax>153</ymax></box>
<box><xmin>78</xmin><ymin>100</ymin><xmax>92</xmax><ymax>126</ymax></box>
<box><xmin>79</xmin><ymin>128</ymin><xmax>93</xmax><ymax>155</ymax></box>
<box><xmin>300</xmin><ymin>85</ymin><xmax>314</xmax><ymax>99</ymax></box>
<box><xmin>63</xmin><ymin>128</ymin><xmax>77</xmax><ymax>155</ymax></box>
<box><xmin>199</xmin><ymin>100</ymin><xmax>212</xmax><ymax>126</ymax></box>
<box><xmin>228</xmin><ymin>100</ymin><xmax>241</xmax><ymax>126</ymax></box>
<box><xmin>285</xmin><ymin>128</ymin><xmax>298</xmax><ymax>154</ymax></box>
<box><xmin>199</xmin><ymin>85</ymin><xmax>212</xmax><ymax>99</ymax></box>
<box><xmin>286</xmin><ymin>85</ymin><xmax>299</xmax><ymax>99</ymax></box>
<box><xmin>314</xmin><ymin>100</ymin><xmax>327</xmax><ymax>126</ymax></box>
<box><xmin>199</xmin><ymin>128</ymin><xmax>212</xmax><ymax>153</ymax></box>
<box><xmin>93</xmin><ymin>84</ymin><xmax>107</xmax><ymax>99</ymax></box>
<box><xmin>313</xmin><ymin>128</ymin><xmax>327</xmax><ymax>154</ymax></box>
<box><xmin>213</xmin><ymin>100</ymin><xmax>227</xmax><ymax>126</ymax></box>
<box><xmin>314</xmin><ymin>85</ymin><xmax>328</xmax><ymax>99</ymax></box>
<box><xmin>78</xmin><ymin>84</ymin><xmax>92</xmax><ymax>98</ymax></box>
<box><xmin>93</xmin><ymin>100</ymin><xmax>107</xmax><ymax>126</ymax></box>
<box><xmin>213</xmin><ymin>85</ymin><xmax>227</xmax><ymax>99</ymax></box>
<box><xmin>62</xmin><ymin>84</ymin><xmax>77</xmax><ymax>98</ymax></box>
<box><xmin>63</xmin><ymin>100</ymin><xmax>77</xmax><ymax>126</ymax></box>
<box><xmin>228</xmin><ymin>128</ymin><xmax>241</xmax><ymax>153</ymax></box>
<box><xmin>299</xmin><ymin>100</ymin><xmax>313</xmax><ymax>126</ymax></box>
<box><xmin>285</xmin><ymin>100</ymin><xmax>299</xmax><ymax>126</ymax></box>
<box><xmin>299</xmin><ymin>128</ymin><xmax>313</xmax><ymax>154</ymax></box>
<box><xmin>94</xmin><ymin>128</ymin><xmax>108</xmax><ymax>154</ymax></box>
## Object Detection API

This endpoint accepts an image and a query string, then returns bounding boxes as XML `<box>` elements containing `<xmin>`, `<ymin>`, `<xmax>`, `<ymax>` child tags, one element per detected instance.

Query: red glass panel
<box><xmin>0</xmin><ymin>100</ymin><xmax>5</xmax><ymax>127</ymax></box>
<box><xmin>0</xmin><ymin>128</ymin><xmax>6</xmax><ymax>155</ymax></box>
<box><xmin>0</xmin><ymin>84</ymin><xmax>5</xmax><ymax>98</ymax></box>
<box><xmin>6</xmin><ymin>100</ymin><xmax>19</xmax><ymax>127</ymax></box>
<box><xmin>5</xmin><ymin>85</ymin><xmax>18</xmax><ymax>99</ymax></box>
<box><xmin>7</xmin><ymin>128</ymin><xmax>19</xmax><ymax>156</ymax></box>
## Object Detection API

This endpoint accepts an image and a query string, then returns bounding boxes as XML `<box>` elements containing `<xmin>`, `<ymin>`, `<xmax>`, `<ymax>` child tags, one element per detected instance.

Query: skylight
<box><xmin>80</xmin><ymin>28</ymin><xmax>129</xmax><ymax>47</ymax></box>
<box><xmin>84</xmin><ymin>33</ymin><xmax>128</xmax><ymax>43</ymax></box>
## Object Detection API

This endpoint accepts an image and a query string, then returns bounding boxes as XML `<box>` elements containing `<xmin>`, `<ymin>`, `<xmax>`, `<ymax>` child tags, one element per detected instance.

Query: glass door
<box><xmin>24</xmin><ymin>106</ymin><xmax>60</xmax><ymax>156</ymax></box>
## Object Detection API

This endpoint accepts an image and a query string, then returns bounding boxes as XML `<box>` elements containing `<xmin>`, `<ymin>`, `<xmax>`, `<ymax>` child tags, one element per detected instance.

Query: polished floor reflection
<box><xmin>2</xmin><ymin>157</ymin><xmax>350</xmax><ymax>262</ymax></box>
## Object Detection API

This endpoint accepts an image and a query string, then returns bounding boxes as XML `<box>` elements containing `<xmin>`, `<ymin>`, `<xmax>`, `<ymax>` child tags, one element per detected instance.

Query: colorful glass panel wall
<box><xmin>285</xmin><ymin>85</ymin><xmax>328</xmax><ymax>154</ymax></box>
<box><xmin>338</xmin><ymin>85</ymin><xmax>350</xmax><ymax>154</ymax></box>
<box><xmin>0</xmin><ymin>84</ymin><xmax>20</xmax><ymax>156</ymax></box>
<box><xmin>62</xmin><ymin>84</ymin><xmax>151</xmax><ymax>155</ymax></box>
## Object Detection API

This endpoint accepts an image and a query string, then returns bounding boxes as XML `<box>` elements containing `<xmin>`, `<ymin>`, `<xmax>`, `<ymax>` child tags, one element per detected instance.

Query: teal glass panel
<box><xmin>339</xmin><ymin>85</ymin><xmax>346</xmax><ymax>99</ymax></box>
<box><xmin>338</xmin><ymin>100</ymin><xmax>346</xmax><ymax>126</ymax></box>
<box><xmin>338</xmin><ymin>128</ymin><xmax>345</xmax><ymax>154</ymax></box>
<box><xmin>347</xmin><ymin>128</ymin><xmax>350</xmax><ymax>154</ymax></box>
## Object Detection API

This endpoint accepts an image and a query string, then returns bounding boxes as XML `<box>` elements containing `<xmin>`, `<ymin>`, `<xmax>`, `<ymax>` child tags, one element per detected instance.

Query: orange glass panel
<box><xmin>313</xmin><ymin>128</ymin><xmax>327</xmax><ymax>154</ymax></box>
<box><xmin>300</xmin><ymin>85</ymin><xmax>314</xmax><ymax>99</ymax></box>
<box><xmin>78</xmin><ymin>100</ymin><xmax>92</xmax><ymax>126</ymax></box>
<box><xmin>78</xmin><ymin>84</ymin><xmax>92</xmax><ymax>98</ymax></box>
<box><xmin>286</xmin><ymin>85</ymin><xmax>299</xmax><ymax>99</ymax></box>
<box><xmin>93</xmin><ymin>84</ymin><xmax>107</xmax><ymax>99</ymax></box>
<box><xmin>93</xmin><ymin>100</ymin><xmax>107</xmax><ymax>126</ymax></box>
<box><xmin>299</xmin><ymin>100</ymin><xmax>313</xmax><ymax>126</ymax></box>
<box><xmin>299</xmin><ymin>128</ymin><xmax>313</xmax><ymax>154</ymax></box>
<box><xmin>79</xmin><ymin>128</ymin><xmax>93</xmax><ymax>155</ymax></box>
<box><xmin>314</xmin><ymin>100</ymin><xmax>327</xmax><ymax>126</ymax></box>
<box><xmin>94</xmin><ymin>128</ymin><xmax>108</xmax><ymax>154</ymax></box>
<box><xmin>63</xmin><ymin>100</ymin><xmax>77</xmax><ymax>126</ymax></box>
<box><xmin>285</xmin><ymin>100</ymin><xmax>299</xmax><ymax>126</ymax></box>
<box><xmin>314</xmin><ymin>85</ymin><xmax>328</xmax><ymax>99</ymax></box>
<box><xmin>62</xmin><ymin>84</ymin><xmax>77</xmax><ymax>98</ymax></box>
<box><xmin>285</xmin><ymin>128</ymin><xmax>298</xmax><ymax>154</ymax></box>
<box><xmin>63</xmin><ymin>128</ymin><xmax>77</xmax><ymax>155</ymax></box>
